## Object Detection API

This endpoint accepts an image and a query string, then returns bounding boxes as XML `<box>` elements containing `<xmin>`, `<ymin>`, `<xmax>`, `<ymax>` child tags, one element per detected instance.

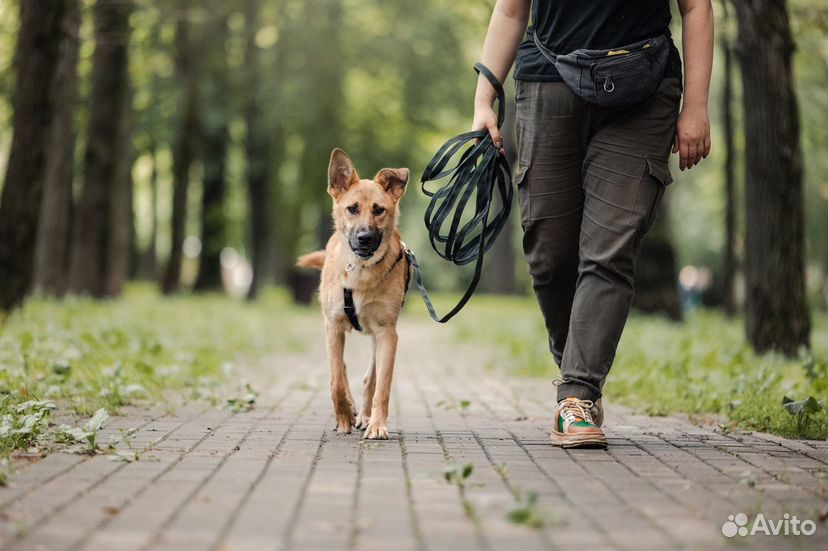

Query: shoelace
<box><xmin>559</xmin><ymin>398</ymin><xmax>596</xmax><ymax>426</ymax></box>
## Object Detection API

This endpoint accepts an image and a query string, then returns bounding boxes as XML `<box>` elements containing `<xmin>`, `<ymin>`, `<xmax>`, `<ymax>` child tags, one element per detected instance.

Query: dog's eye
<box><xmin>346</xmin><ymin>205</ymin><xmax>359</xmax><ymax>215</ymax></box>
<box><xmin>372</xmin><ymin>205</ymin><xmax>386</xmax><ymax>216</ymax></box>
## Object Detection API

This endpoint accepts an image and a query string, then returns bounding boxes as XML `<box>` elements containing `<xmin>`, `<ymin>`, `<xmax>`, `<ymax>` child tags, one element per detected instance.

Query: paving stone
<box><xmin>1</xmin><ymin>318</ymin><xmax>825</xmax><ymax>551</ymax></box>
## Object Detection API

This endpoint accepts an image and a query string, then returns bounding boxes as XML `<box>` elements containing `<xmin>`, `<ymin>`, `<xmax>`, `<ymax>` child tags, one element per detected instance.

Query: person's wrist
<box><xmin>681</xmin><ymin>98</ymin><xmax>709</xmax><ymax>113</ymax></box>
<box><xmin>474</xmin><ymin>96</ymin><xmax>495</xmax><ymax>110</ymax></box>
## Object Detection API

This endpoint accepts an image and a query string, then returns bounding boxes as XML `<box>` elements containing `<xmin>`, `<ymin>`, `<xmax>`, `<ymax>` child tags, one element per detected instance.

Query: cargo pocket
<box><xmin>639</xmin><ymin>157</ymin><xmax>671</xmax><ymax>235</ymax></box>
<box><xmin>515</xmin><ymin>164</ymin><xmax>530</xmax><ymax>229</ymax></box>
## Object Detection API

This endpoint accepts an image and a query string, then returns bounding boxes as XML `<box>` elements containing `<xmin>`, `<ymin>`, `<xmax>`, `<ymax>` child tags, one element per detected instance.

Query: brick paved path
<box><xmin>1</xmin><ymin>316</ymin><xmax>825</xmax><ymax>551</ymax></box>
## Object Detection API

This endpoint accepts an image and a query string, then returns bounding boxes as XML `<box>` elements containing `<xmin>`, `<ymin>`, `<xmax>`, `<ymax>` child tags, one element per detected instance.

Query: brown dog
<box><xmin>297</xmin><ymin>148</ymin><xmax>411</xmax><ymax>440</ymax></box>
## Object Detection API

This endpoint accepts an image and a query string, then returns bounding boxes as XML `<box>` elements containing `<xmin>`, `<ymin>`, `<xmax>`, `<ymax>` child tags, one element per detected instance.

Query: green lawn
<box><xmin>448</xmin><ymin>295</ymin><xmax>828</xmax><ymax>440</ymax></box>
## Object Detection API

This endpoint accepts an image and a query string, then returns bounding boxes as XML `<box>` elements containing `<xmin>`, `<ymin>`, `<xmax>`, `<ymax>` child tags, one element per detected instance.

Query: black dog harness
<box><xmin>343</xmin><ymin>249</ymin><xmax>411</xmax><ymax>332</ymax></box>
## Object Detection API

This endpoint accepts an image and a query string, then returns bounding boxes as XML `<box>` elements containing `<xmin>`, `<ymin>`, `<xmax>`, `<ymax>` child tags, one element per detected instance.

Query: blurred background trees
<box><xmin>0</xmin><ymin>0</ymin><xmax>825</xmax><ymax>358</ymax></box>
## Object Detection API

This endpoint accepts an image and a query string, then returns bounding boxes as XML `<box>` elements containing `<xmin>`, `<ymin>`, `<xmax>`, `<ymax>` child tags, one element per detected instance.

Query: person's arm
<box><xmin>674</xmin><ymin>0</ymin><xmax>714</xmax><ymax>170</ymax></box>
<box><xmin>472</xmin><ymin>0</ymin><xmax>531</xmax><ymax>151</ymax></box>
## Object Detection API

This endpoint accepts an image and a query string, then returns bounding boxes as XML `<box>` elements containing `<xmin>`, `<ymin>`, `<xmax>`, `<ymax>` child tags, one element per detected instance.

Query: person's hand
<box><xmin>472</xmin><ymin>103</ymin><xmax>505</xmax><ymax>155</ymax></box>
<box><xmin>672</xmin><ymin>104</ymin><xmax>711</xmax><ymax>170</ymax></box>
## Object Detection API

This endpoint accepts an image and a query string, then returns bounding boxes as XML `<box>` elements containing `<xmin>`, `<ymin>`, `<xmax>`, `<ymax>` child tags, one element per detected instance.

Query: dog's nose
<box><xmin>356</xmin><ymin>230</ymin><xmax>375</xmax><ymax>246</ymax></box>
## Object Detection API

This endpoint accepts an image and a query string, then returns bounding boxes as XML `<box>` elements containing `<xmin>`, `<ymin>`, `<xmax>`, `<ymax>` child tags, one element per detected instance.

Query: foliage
<box><xmin>506</xmin><ymin>491</ymin><xmax>545</xmax><ymax>529</ymax></box>
<box><xmin>782</xmin><ymin>396</ymin><xmax>824</xmax><ymax>434</ymax></box>
<box><xmin>669</xmin><ymin>0</ymin><xmax>827</xmax><ymax>307</ymax></box>
<box><xmin>452</xmin><ymin>295</ymin><xmax>828</xmax><ymax>439</ymax></box>
<box><xmin>224</xmin><ymin>382</ymin><xmax>260</xmax><ymax>413</ymax></box>
<box><xmin>444</xmin><ymin>462</ymin><xmax>475</xmax><ymax>489</ymax></box>
<box><xmin>0</xmin><ymin>399</ymin><xmax>56</xmax><ymax>458</ymax></box>
<box><xmin>55</xmin><ymin>408</ymin><xmax>110</xmax><ymax>454</ymax></box>
<box><xmin>0</xmin><ymin>284</ymin><xmax>313</xmax><ymax>461</ymax></box>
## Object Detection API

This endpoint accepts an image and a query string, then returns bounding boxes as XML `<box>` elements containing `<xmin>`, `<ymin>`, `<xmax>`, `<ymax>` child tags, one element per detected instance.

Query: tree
<box><xmin>720</xmin><ymin>0</ymin><xmax>737</xmax><ymax>316</ymax></box>
<box><xmin>67</xmin><ymin>0</ymin><xmax>134</xmax><ymax>297</ymax></box>
<box><xmin>734</xmin><ymin>0</ymin><xmax>810</xmax><ymax>354</ymax></box>
<box><xmin>105</xmin><ymin>92</ymin><xmax>134</xmax><ymax>296</ymax></box>
<box><xmin>31</xmin><ymin>0</ymin><xmax>82</xmax><ymax>297</ymax></box>
<box><xmin>194</xmin><ymin>12</ymin><xmax>230</xmax><ymax>292</ymax></box>
<box><xmin>162</xmin><ymin>2</ymin><xmax>201</xmax><ymax>294</ymax></box>
<box><xmin>244</xmin><ymin>0</ymin><xmax>274</xmax><ymax>300</ymax></box>
<box><xmin>295</xmin><ymin>0</ymin><xmax>345</xmax><ymax>250</ymax></box>
<box><xmin>0</xmin><ymin>1</ymin><xmax>73</xmax><ymax>309</ymax></box>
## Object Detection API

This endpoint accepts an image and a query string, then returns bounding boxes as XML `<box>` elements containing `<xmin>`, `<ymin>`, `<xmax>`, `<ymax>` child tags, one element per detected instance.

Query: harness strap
<box><xmin>343</xmin><ymin>288</ymin><xmax>362</xmax><ymax>332</ymax></box>
<box><xmin>343</xmin><ymin>249</ymin><xmax>407</xmax><ymax>332</ymax></box>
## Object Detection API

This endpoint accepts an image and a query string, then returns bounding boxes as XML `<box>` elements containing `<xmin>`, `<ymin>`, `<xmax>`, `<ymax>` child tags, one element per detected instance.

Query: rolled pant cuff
<box><xmin>556</xmin><ymin>381</ymin><xmax>601</xmax><ymax>403</ymax></box>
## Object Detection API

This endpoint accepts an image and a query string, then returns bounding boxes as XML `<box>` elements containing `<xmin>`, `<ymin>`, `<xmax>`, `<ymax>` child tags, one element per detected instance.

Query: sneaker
<box><xmin>551</xmin><ymin>397</ymin><xmax>607</xmax><ymax>448</ymax></box>
<box><xmin>592</xmin><ymin>398</ymin><xmax>604</xmax><ymax>427</ymax></box>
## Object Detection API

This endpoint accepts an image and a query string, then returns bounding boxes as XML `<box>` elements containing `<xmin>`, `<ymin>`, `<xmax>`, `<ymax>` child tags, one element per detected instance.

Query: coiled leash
<box><xmin>405</xmin><ymin>63</ymin><xmax>513</xmax><ymax>323</ymax></box>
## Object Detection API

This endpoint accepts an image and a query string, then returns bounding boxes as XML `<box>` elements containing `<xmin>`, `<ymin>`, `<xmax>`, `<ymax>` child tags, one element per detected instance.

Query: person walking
<box><xmin>473</xmin><ymin>0</ymin><xmax>713</xmax><ymax>447</ymax></box>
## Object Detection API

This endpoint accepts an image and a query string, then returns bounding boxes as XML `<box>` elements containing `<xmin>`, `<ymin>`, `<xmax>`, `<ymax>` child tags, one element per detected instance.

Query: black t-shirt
<box><xmin>514</xmin><ymin>0</ymin><xmax>682</xmax><ymax>82</ymax></box>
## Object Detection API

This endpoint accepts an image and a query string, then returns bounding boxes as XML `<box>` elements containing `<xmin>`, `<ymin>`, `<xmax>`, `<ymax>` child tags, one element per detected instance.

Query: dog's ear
<box><xmin>328</xmin><ymin>148</ymin><xmax>359</xmax><ymax>199</ymax></box>
<box><xmin>375</xmin><ymin>168</ymin><xmax>409</xmax><ymax>202</ymax></box>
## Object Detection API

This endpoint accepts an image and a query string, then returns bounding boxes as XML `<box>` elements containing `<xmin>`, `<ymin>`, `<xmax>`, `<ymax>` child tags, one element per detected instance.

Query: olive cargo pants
<box><xmin>514</xmin><ymin>78</ymin><xmax>682</xmax><ymax>403</ymax></box>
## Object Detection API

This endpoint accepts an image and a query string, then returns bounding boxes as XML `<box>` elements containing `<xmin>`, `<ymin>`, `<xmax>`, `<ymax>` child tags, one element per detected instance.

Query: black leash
<box><xmin>406</xmin><ymin>63</ymin><xmax>513</xmax><ymax>323</ymax></box>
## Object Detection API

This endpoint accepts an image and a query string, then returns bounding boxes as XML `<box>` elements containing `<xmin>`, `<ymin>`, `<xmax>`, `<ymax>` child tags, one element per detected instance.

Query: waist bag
<box><xmin>533</xmin><ymin>30</ymin><xmax>671</xmax><ymax>107</ymax></box>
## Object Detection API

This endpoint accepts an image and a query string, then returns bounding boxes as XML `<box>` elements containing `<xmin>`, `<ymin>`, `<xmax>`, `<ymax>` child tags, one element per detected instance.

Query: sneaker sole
<box><xmin>550</xmin><ymin>429</ymin><xmax>607</xmax><ymax>449</ymax></box>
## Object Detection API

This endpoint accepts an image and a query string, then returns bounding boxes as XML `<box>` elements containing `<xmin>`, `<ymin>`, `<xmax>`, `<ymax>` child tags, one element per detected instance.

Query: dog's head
<box><xmin>327</xmin><ymin>148</ymin><xmax>409</xmax><ymax>261</ymax></box>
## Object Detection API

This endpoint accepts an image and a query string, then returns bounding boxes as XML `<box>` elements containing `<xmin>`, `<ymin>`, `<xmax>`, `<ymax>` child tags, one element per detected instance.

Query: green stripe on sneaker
<box><xmin>572</xmin><ymin>420</ymin><xmax>595</xmax><ymax>428</ymax></box>
<box><xmin>557</xmin><ymin>416</ymin><xmax>596</xmax><ymax>432</ymax></box>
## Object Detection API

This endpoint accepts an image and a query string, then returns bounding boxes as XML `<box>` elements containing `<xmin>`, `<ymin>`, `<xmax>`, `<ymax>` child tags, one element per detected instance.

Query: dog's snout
<box><xmin>350</xmin><ymin>227</ymin><xmax>382</xmax><ymax>258</ymax></box>
<box><xmin>356</xmin><ymin>228</ymin><xmax>380</xmax><ymax>247</ymax></box>
<box><xmin>356</xmin><ymin>230</ymin><xmax>373</xmax><ymax>245</ymax></box>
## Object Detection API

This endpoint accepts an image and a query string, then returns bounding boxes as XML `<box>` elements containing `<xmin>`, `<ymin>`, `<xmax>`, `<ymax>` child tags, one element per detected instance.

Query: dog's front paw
<box><xmin>363</xmin><ymin>420</ymin><xmax>388</xmax><ymax>440</ymax></box>
<box><xmin>355</xmin><ymin>411</ymin><xmax>371</xmax><ymax>430</ymax></box>
<box><xmin>335</xmin><ymin>411</ymin><xmax>355</xmax><ymax>434</ymax></box>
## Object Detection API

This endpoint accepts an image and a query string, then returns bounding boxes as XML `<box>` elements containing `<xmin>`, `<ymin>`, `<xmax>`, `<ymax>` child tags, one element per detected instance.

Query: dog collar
<box><xmin>345</xmin><ymin>248</ymin><xmax>389</xmax><ymax>272</ymax></box>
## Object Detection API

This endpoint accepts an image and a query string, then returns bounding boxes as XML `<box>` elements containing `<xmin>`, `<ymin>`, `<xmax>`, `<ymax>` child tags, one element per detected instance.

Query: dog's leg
<box><xmin>364</xmin><ymin>328</ymin><xmax>397</xmax><ymax>440</ymax></box>
<box><xmin>356</xmin><ymin>336</ymin><xmax>377</xmax><ymax>430</ymax></box>
<box><xmin>325</xmin><ymin>321</ymin><xmax>355</xmax><ymax>433</ymax></box>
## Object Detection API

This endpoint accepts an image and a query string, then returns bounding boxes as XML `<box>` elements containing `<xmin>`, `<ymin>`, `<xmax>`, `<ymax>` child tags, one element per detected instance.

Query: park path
<box><xmin>0</xmin><ymin>314</ymin><xmax>825</xmax><ymax>551</ymax></box>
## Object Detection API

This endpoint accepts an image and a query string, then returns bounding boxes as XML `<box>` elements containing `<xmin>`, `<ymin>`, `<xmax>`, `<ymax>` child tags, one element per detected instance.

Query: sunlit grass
<box><xmin>0</xmin><ymin>284</ymin><xmax>317</xmax><ymax>461</ymax></box>
<box><xmin>448</xmin><ymin>294</ymin><xmax>828</xmax><ymax>439</ymax></box>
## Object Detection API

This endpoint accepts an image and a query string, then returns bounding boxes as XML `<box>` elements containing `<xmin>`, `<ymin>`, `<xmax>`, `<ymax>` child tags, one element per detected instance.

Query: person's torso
<box><xmin>515</xmin><ymin>0</ymin><xmax>682</xmax><ymax>82</ymax></box>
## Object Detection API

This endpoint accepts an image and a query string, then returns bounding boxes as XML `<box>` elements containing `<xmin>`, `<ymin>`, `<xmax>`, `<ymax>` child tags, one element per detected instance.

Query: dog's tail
<box><xmin>296</xmin><ymin>250</ymin><xmax>326</xmax><ymax>271</ymax></box>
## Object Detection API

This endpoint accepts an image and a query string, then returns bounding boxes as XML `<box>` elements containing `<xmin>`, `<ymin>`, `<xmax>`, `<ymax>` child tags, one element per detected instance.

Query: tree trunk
<box><xmin>162</xmin><ymin>4</ymin><xmax>200</xmax><ymax>295</ymax></box>
<box><xmin>721</xmin><ymin>0</ymin><xmax>737</xmax><ymax>317</ymax></box>
<box><xmin>106</xmin><ymin>94</ymin><xmax>133</xmax><ymax>297</ymax></box>
<box><xmin>32</xmin><ymin>0</ymin><xmax>81</xmax><ymax>297</ymax></box>
<box><xmin>735</xmin><ymin>0</ymin><xmax>810</xmax><ymax>355</ymax></box>
<box><xmin>244</xmin><ymin>0</ymin><xmax>273</xmax><ymax>300</ymax></box>
<box><xmin>67</xmin><ymin>0</ymin><xmax>133</xmax><ymax>298</ymax></box>
<box><xmin>194</xmin><ymin>15</ymin><xmax>230</xmax><ymax>292</ymax></box>
<box><xmin>632</xmin><ymin>202</ymin><xmax>683</xmax><ymax>321</ymax></box>
<box><xmin>0</xmin><ymin>1</ymin><xmax>70</xmax><ymax>309</ymax></box>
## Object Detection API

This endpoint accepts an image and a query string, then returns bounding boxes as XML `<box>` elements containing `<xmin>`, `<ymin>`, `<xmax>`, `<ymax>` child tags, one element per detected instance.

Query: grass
<box><xmin>0</xmin><ymin>284</ymin><xmax>315</xmax><ymax>462</ymax></box>
<box><xmin>450</xmin><ymin>294</ymin><xmax>828</xmax><ymax>440</ymax></box>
